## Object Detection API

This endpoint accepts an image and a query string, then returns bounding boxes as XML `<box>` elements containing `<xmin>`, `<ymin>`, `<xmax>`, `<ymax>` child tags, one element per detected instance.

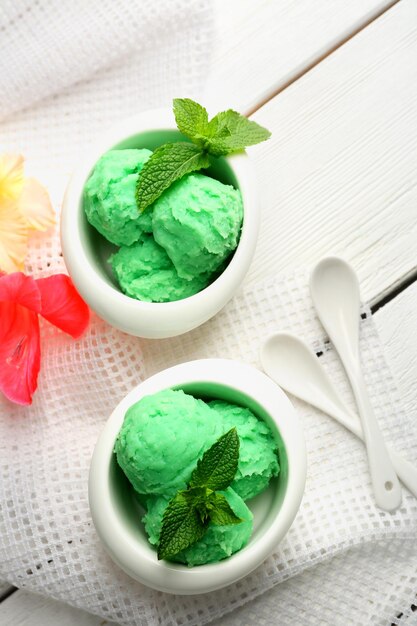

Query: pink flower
<box><xmin>0</xmin><ymin>272</ymin><xmax>89</xmax><ymax>406</ymax></box>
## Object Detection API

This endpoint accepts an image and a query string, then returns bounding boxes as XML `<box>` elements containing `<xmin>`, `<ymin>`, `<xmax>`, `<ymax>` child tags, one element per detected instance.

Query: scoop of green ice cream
<box><xmin>84</xmin><ymin>149</ymin><xmax>153</xmax><ymax>246</ymax></box>
<box><xmin>152</xmin><ymin>173</ymin><xmax>243</xmax><ymax>280</ymax></box>
<box><xmin>110</xmin><ymin>235</ymin><xmax>211</xmax><ymax>302</ymax></box>
<box><xmin>143</xmin><ymin>487</ymin><xmax>253</xmax><ymax>566</ymax></box>
<box><xmin>209</xmin><ymin>400</ymin><xmax>280</xmax><ymax>500</ymax></box>
<box><xmin>115</xmin><ymin>389</ymin><xmax>223</xmax><ymax>496</ymax></box>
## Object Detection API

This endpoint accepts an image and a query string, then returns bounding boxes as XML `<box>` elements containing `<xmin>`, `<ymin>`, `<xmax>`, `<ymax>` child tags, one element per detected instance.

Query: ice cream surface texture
<box><xmin>152</xmin><ymin>173</ymin><xmax>243</xmax><ymax>280</ymax></box>
<box><xmin>84</xmin><ymin>149</ymin><xmax>153</xmax><ymax>246</ymax></box>
<box><xmin>83</xmin><ymin>149</ymin><xmax>243</xmax><ymax>302</ymax></box>
<box><xmin>115</xmin><ymin>389</ymin><xmax>223</xmax><ymax>496</ymax></box>
<box><xmin>115</xmin><ymin>388</ymin><xmax>280</xmax><ymax>565</ymax></box>
<box><xmin>110</xmin><ymin>235</ymin><xmax>210</xmax><ymax>302</ymax></box>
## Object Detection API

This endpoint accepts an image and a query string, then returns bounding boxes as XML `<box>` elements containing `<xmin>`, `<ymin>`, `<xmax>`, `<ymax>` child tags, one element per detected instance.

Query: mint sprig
<box><xmin>157</xmin><ymin>428</ymin><xmax>242</xmax><ymax>561</ymax></box>
<box><xmin>136</xmin><ymin>98</ymin><xmax>271</xmax><ymax>213</ymax></box>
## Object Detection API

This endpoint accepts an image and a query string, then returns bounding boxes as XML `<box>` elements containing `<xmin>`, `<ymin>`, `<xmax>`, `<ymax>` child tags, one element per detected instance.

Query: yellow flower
<box><xmin>0</xmin><ymin>154</ymin><xmax>55</xmax><ymax>273</ymax></box>
<box><xmin>0</xmin><ymin>154</ymin><xmax>24</xmax><ymax>201</ymax></box>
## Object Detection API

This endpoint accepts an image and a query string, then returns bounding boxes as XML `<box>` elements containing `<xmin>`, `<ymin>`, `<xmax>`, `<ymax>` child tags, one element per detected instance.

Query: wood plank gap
<box><xmin>246</xmin><ymin>0</ymin><xmax>400</xmax><ymax>117</ymax></box>
<box><xmin>371</xmin><ymin>267</ymin><xmax>417</xmax><ymax>313</ymax></box>
<box><xmin>0</xmin><ymin>586</ymin><xmax>17</xmax><ymax>603</ymax></box>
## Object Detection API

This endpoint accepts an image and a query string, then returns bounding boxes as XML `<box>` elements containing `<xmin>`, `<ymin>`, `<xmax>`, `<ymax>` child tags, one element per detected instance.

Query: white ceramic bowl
<box><xmin>89</xmin><ymin>359</ymin><xmax>307</xmax><ymax>595</ymax></box>
<box><xmin>61</xmin><ymin>109</ymin><xmax>259</xmax><ymax>339</ymax></box>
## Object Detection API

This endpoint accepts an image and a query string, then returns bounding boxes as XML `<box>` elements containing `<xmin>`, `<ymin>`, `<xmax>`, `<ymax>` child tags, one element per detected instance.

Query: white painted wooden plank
<box><xmin>206</xmin><ymin>0</ymin><xmax>396</xmax><ymax>113</ymax></box>
<box><xmin>0</xmin><ymin>589</ymin><xmax>114</xmax><ymax>626</ymax></box>
<box><xmin>374</xmin><ymin>282</ymin><xmax>417</xmax><ymax>419</ymax></box>
<box><xmin>244</xmin><ymin>0</ymin><xmax>417</xmax><ymax>304</ymax></box>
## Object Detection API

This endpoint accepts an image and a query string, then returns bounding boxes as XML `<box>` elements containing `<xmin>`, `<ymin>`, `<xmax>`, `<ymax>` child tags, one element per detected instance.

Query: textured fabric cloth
<box><xmin>1</xmin><ymin>2</ymin><xmax>417</xmax><ymax>625</ymax></box>
<box><xmin>0</xmin><ymin>0</ymin><xmax>213</xmax><ymax>206</ymax></box>
<box><xmin>1</xmin><ymin>233</ymin><xmax>416</xmax><ymax>625</ymax></box>
<box><xmin>0</xmin><ymin>0</ymin><xmax>212</xmax><ymax>122</ymax></box>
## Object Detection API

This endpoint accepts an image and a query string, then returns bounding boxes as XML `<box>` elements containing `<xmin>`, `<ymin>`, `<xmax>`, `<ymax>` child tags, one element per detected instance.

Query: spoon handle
<box><xmin>389</xmin><ymin>450</ymin><xmax>417</xmax><ymax>499</ymax></box>
<box><xmin>347</xmin><ymin>369</ymin><xmax>402</xmax><ymax>511</ymax></box>
<box><xmin>328</xmin><ymin>403</ymin><xmax>417</xmax><ymax>499</ymax></box>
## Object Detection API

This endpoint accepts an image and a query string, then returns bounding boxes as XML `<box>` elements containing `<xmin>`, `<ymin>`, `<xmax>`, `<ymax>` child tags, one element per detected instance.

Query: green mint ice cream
<box><xmin>115</xmin><ymin>389</ymin><xmax>223</xmax><ymax>496</ymax></box>
<box><xmin>84</xmin><ymin>149</ymin><xmax>244</xmax><ymax>302</ymax></box>
<box><xmin>152</xmin><ymin>173</ymin><xmax>243</xmax><ymax>280</ymax></box>
<box><xmin>84</xmin><ymin>149</ymin><xmax>153</xmax><ymax>246</ymax></box>
<box><xmin>143</xmin><ymin>487</ymin><xmax>253</xmax><ymax>566</ymax></box>
<box><xmin>110</xmin><ymin>235</ymin><xmax>210</xmax><ymax>302</ymax></box>
<box><xmin>209</xmin><ymin>401</ymin><xmax>280</xmax><ymax>500</ymax></box>
<box><xmin>115</xmin><ymin>389</ymin><xmax>280</xmax><ymax>565</ymax></box>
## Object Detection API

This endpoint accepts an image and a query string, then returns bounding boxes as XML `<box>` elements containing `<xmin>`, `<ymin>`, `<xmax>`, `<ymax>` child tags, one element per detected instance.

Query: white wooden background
<box><xmin>1</xmin><ymin>0</ymin><xmax>416</xmax><ymax>623</ymax></box>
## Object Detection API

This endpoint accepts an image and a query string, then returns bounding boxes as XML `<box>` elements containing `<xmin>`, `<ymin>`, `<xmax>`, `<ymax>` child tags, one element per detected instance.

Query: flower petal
<box><xmin>0</xmin><ymin>154</ymin><xmax>24</xmax><ymax>202</ymax></box>
<box><xmin>37</xmin><ymin>274</ymin><xmax>90</xmax><ymax>338</ymax></box>
<box><xmin>0</xmin><ymin>272</ymin><xmax>41</xmax><ymax>312</ymax></box>
<box><xmin>19</xmin><ymin>177</ymin><xmax>56</xmax><ymax>231</ymax></box>
<box><xmin>0</xmin><ymin>301</ymin><xmax>40</xmax><ymax>405</ymax></box>
<box><xmin>0</xmin><ymin>200</ymin><xmax>29</xmax><ymax>272</ymax></box>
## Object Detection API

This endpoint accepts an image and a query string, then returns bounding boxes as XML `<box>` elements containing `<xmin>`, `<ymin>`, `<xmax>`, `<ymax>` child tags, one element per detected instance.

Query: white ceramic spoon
<box><xmin>309</xmin><ymin>257</ymin><xmax>402</xmax><ymax>511</ymax></box>
<box><xmin>260</xmin><ymin>332</ymin><xmax>417</xmax><ymax>499</ymax></box>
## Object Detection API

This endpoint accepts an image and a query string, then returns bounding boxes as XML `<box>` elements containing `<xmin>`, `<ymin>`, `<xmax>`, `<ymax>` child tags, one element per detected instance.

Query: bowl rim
<box><xmin>88</xmin><ymin>358</ymin><xmax>307</xmax><ymax>595</ymax></box>
<box><xmin>60</xmin><ymin>108</ymin><xmax>259</xmax><ymax>314</ymax></box>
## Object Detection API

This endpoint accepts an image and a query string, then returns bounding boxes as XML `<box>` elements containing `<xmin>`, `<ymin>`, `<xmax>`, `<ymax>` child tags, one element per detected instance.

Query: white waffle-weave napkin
<box><xmin>0</xmin><ymin>230</ymin><xmax>416</xmax><ymax>625</ymax></box>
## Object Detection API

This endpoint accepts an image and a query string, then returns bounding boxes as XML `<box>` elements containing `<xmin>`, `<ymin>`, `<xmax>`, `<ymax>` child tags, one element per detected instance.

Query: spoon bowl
<box><xmin>308</xmin><ymin>256</ymin><xmax>360</xmax><ymax>359</ymax></box>
<box><xmin>260</xmin><ymin>333</ymin><xmax>344</xmax><ymax>415</ymax></box>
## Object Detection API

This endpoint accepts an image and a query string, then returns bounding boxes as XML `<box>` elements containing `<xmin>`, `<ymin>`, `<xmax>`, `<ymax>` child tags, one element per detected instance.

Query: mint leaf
<box><xmin>135</xmin><ymin>142</ymin><xmax>210</xmax><ymax>213</ymax></box>
<box><xmin>156</xmin><ymin>430</ymin><xmax>242</xmax><ymax>560</ymax></box>
<box><xmin>190</xmin><ymin>428</ymin><xmax>240</xmax><ymax>491</ymax></box>
<box><xmin>207</xmin><ymin>492</ymin><xmax>243</xmax><ymax>526</ymax></box>
<box><xmin>173</xmin><ymin>98</ymin><xmax>209</xmax><ymax>145</ymax></box>
<box><xmin>206</xmin><ymin>110</ymin><xmax>271</xmax><ymax>156</ymax></box>
<box><xmin>157</xmin><ymin>491</ymin><xmax>208</xmax><ymax>561</ymax></box>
